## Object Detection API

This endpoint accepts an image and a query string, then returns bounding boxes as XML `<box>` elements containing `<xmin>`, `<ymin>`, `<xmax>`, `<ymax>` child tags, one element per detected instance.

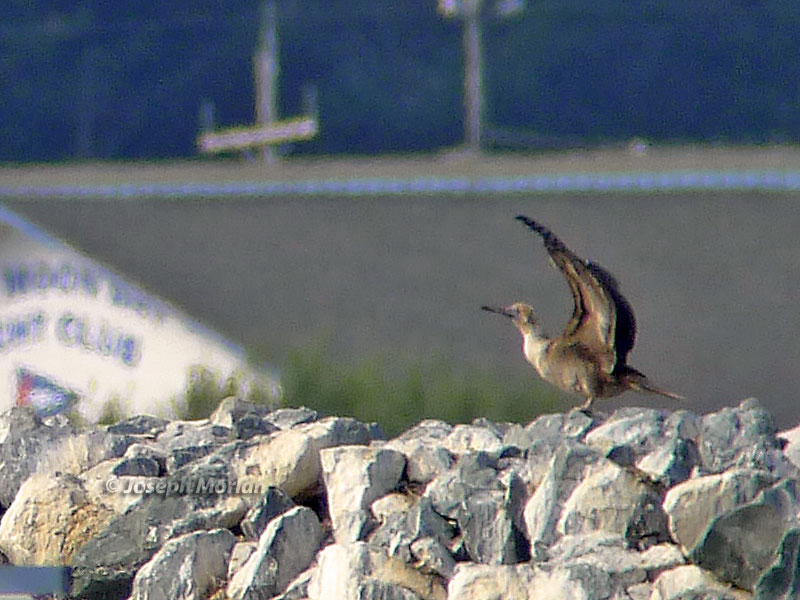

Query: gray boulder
<box><xmin>558</xmin><ymin>460</ymin><xmax>669</xmax><ymax>550</ymax></box>
<box><xmin>523</xmin><ymin>442</ymin><xmax>602</xmax><ymax>558</ymax></box>
<box><xmin>70</xmin><ymin>458</ymin><xmax>246</xmax><ymax>599</ymax></box>
<box><xmin>0</xmin><ymin>406</ymin><xmax>75</xmax><ymax>508</ymax></box>
<box><xmin>698</xmin><ymin>398</ymin><xmax>784</xmax><ymax>474</ymax></box>
<box><xmin>321</xmin><ymin>445</ymin><xmax>406</xmax><ymax>543</ymax></box>
<box><xmin>691</xmin><ymin>478</ymin><xmax>800</xmax><ymax>591</ymax></box>
<box><xmin>128</xmin><ymin>528</ymin><xmax>235</xmax><ymax>600</ymax></box>
<box><xmin>240</xmin><ymin>485</ymin><xmax>296</xmax><ymax>540</ymax></box>
<box><xmin>369</xmin><ymin>496</ymin><xmax>455</xmax><ymax>564</ymax></box>
<box><xmin>106</xmin><ymin>415</ymin><xmax>170</xmax><ymax>437</ymax></box>
<box><xmin>227</xmin><ymin>506</ymin><xmax>323</xmax><ymax>600</ymax></box>
<box><xmin>263</xmin><ymin>406</ymin><xmax>319</xmax><ymax>430</ymax></box>
<box><xmin>650</xmin><ymin>565</ymin><xmax>753</xmax><ymax>600</ymax></box>
<box><xmin>663</xmin><ymin>468</ymin><xmax>776</xmax><ymax>555</ymax></box>
<box><xmin>755</xmin><ymin>527</ymin><xmax>800</xmax><ymax>600</ymax></box>
<box><xmin>308</xmin><ymin>542</ymin><xmax>446</xmax><ymax>600</ymax></box>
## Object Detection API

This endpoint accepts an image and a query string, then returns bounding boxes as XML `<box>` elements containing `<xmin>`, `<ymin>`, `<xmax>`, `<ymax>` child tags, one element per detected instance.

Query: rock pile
<box><xmin>1</xmin><ymin>397</ymin><xmax>799</xmax><ymax>599</ymax></box>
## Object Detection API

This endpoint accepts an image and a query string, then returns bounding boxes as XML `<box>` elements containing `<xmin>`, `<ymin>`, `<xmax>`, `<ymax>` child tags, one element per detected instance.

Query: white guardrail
<box><xmin>2</xmin><ymin>170</ymin><xmax>800</xmax><ymax>200</ymax></box>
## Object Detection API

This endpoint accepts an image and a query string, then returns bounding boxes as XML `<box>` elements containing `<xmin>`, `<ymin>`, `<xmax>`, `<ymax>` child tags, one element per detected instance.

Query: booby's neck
<box><xmin>520</xmin><ymin>328</ymin><xmax>550</xmax><ymax>374</ymax></box>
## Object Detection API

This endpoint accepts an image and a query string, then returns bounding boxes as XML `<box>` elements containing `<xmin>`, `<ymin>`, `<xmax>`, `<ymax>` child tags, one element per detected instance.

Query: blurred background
<box><xmin>2</xmin><ymin>0</ymin><xmax>800</xmax><ymax>433</ymax></box>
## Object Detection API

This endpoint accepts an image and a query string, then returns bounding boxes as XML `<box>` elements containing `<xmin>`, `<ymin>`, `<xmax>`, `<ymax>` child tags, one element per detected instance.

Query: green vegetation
<box><xmin>96</xmin><ymin>397</ymin><xmax>126</xmax><ymax>426</ymax></box>
<box><xmin>278</xmin><ymin>343</ymin><xmax>563</xmax><ymax>436</ymax></box>
<box><xmin>171</xmin><ymin>366</ymin><xmax>279</xmax><ymax>421</ymax></box>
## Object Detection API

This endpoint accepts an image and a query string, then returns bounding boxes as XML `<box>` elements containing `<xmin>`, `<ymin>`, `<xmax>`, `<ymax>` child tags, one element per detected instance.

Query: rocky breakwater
<box><xmin>1</xmin><ymin>397</ymin><xmax>800</xmax><ymax>599</ymax></box>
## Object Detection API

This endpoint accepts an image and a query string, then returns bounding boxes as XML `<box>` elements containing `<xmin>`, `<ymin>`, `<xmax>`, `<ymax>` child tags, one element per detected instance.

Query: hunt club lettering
<box><xmin>56</xmin><ymin>313</ymin><xmax>141</xmax><ymax>367</ymax></box>
<box><xmin>0</xmin><ymin>310</ymin><xmax>141</xmax><ymax>367</ymax></box>
<box><xmin>3</xmin><ymin>261</ymin><xmax>166</xmax><ymax>323</ymax></box>
<box><xmin>0</xmin><ymin>208</ymin><xmax>276</xmax><ymax>422</ymax></box>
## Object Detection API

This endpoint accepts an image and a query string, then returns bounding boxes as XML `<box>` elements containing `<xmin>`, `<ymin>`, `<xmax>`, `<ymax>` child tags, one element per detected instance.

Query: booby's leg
<box><xmin>580</xmin><ymin>396</ymin><xmax>594</xmax><ymax>410</ymax></box>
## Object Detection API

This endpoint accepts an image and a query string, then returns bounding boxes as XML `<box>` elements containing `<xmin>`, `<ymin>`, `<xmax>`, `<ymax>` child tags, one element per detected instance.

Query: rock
<box><xmin>128</xmin><ymin>528</ymin><xmax>235</xmax><ymax>600</ymax></box>
<box><xmin>106</xmin><ymin>415</ymin><xmax>171</xmax><ymax>437</ymax></box>
<box><xmin>274</xmin><ymin>566</ymin><xmax>317</xmax><ymax>600</ymax></box>
<box><xmin>321</xmin><ymin>445</ymin><xmax>406</xmax><ymax>543</ymax></box>
<box><xmin>584</xmin><ymin>408</ymin><xmax>672</xmax><ymax>455</ymax></box>
<box><xmin>522</xmin><ymin>411</ymin><xmax>599</xmax><ymax>489</ymax></box>
<box><xmin>369</xmin><ymin>496</ymin><xmax>455</xmax><ymax>563</ymax></box>
<box><xmin>167</xmin><ymin>445</ymin><xmax>215</xmax><ymax>472</ymax></box>
<box><xmin>240</xmin><ymin>486</ymin><xmax>295</xmax><ymax>541</ymax></box>
<box><xmin>228</xmin><ymin>541</ymin><xmax>258</xmax><ymax>580</ymax></box>
<box><xmin>386</xmin><ymin>421</ymin><xmax>456</xmax><ymax>485</ymax></box>
<box><xmin>43</xmin><ymin>429</ymin><xmax>135</xmax><ymax>476</ymax></box>
<box><xmin>442</xmin><ymin>424</ymin><xmax>506</xmax><ymax>456</ymax></box>
<box><xmin>523</xmin><ymin>442</ymin><xmax>602</xmax><ymax>558</ymax></box>
<box><xmin>79</xmin><ymin>458</ymin><xmax>159</xmax><ymax>514</ymax></box>
<box><xmin>0</xmin><ymin>406</ymin><xmax>75</xmax><ymax>508</ymax></box>
<box><xmin>636</xmin><ymin>437</ymin><xmax>701</xmax><ymax>488</ymax></box>
<box><xmin>755</xmin><ymin>527</ymin><xmax>800</xmax><ymax>600</ymax></box>
<box><xmin>70</xmin><ymin>459</ymin><xmax>246</xmax><ymax>600</ymax></box>
<box><xmin>0</xmin><ymin>471</ymin><xmax>115</xmax><ymax>565</ymax></box>
<box><xmin>690</xmin><ymin>479</ymin><xmax>800</xmax><ymax>591</ymax></box>
<box><xmin>546</xmin><ymin>534</ymin><xmax>684</xmax><ymax>589</ymax></box>
<box><xmin>227</xmin><ymin>506</ymin><xmax>322</xmax><ymax>600</ymax></box>
<box><xmin>209</xmin><ymin>397</ymin><xmax>277</xmax><ymax>439</ymax></box>
<box><xmin>663</xmin><ymin>469</ymin><xmax>776</xmax><ymax>554</ymax></box>
<box><xmin>698</xmin><ymin>399</ymin><xmax>782</xmax><ymax>473</ymax></box>
<box><xmin>650</xmin><ymin>565</ymin><xmax>753</xmax><ymax>600</ymax></box>
<box><xmin>308</xmin><ymin>542</ymin><xmax>446</xmax><ymax>600</ymax></box>
<box><xmin>411</xmin><ymin>536</ymin><xmax>457</xmax><ymax>579</ymax></box>
<box><xmin>123</xmin><ymin>443</ymin><xmax>168</xmax><ymax>473</ymax></box>
<box><xmin>112</xmin><ymin>455</ymin><xmax>161</xmax><ymax>477</ymax></box>
<box><xmin>209</xmin><ymin>397</ymin><xmax>269</xmax><ymax>427</ymax></box>
<box><xmin>372</xmin><ymin>492</ymin><xmax>416</xmax><ymax>522</ymax></box>
<box><xmin>425</xmin><ymin>452</ymin><xmax>500</xmax><ymax>519</ymax></box>
<box><xmin>447</xmin><ymin>563</ymin><xmax>538</xmax><ymax>600</ymax></box>
<box><xmin>458</xmin><ymin>488</ymin><xmax>528</xmax><ymax>564</ymax></box>
<box><xmin>221</xmin><ymin>416</ymin><xmax>374</xmax><ymax>502</ymax></box>
<box><xmin>264</xmin><ymin>406</ymin><xmax>320</xmax><ymax>430</ymax></box>
<box><xmin>447</xmin><ymin>562</ymin><xmax>613</xmax><ymax>600</ymax></box>
<box><xmin>158</xmin><ymin>420</ymin><xmax>234</xmax><ymax>453</ymax></box>
<box><xmin>558</xmin><ymin>460</ymin><xmax>669</xmax><ymax>550</ymax></box>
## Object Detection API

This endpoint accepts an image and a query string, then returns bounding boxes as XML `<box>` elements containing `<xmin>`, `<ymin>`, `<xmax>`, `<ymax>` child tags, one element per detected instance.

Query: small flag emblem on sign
<box><xmin>16</xmin><ymin>368</ymin><xmax>79</xmax><ymax>417</ymax></box>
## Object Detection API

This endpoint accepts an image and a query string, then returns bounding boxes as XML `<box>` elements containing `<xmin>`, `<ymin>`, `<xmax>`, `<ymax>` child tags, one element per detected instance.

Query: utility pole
<box><xmin>462</xmin><ymin>0</ymin><xmax>483</xmax><ymax>152</ymax></box>
<box><xmin>254</xmin><ymin>0</ymin><xmax>279</xmax><ymax>163</ymax></box>
<box><xmin>439</xmin><ymin>0</ymin><xmax>525</xmax><ymax>153</ymax></box>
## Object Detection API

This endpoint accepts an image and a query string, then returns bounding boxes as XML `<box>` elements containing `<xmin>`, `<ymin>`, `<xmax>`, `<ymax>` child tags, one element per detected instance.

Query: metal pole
<box><xmin>462</xmin><ymin>0</ymin><xmax>483</xmax><ymax>153</ymax></box>
<box><xmin>254</xmin><ymin>0</ymin><xmax>279</xmax><ymax>163</ymax></box>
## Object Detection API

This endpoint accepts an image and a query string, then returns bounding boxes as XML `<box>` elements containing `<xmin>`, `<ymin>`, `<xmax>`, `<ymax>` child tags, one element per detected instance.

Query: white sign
<box><xmin>198</xmin><ymin>117</ymin><xmax>318</xmax><ymax>154</ymax></box>
<box><xmin>0</xmin><ymin>207</ymin><xmax>279</xmax><ymax>422</ymax></box>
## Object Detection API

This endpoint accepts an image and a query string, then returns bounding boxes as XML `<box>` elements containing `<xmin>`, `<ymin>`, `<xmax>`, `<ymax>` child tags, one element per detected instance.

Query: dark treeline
<box><xmin>2</xmin><ymin>0</ymin><xmax>799</xmax><ymax>161</ymax></box>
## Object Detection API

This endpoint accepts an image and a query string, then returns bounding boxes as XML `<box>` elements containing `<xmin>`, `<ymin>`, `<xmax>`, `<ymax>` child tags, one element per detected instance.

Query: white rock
<box><xmin>321</xmin><ymin>445</ymin><xmax>406</xmax><ymax>543</ymax></box>
<box><xmin>558</xmin><ymin>461</ymin><xmax>667</xmax><ymax>548</ymax></box>
<box><xmin>523</xmin><ymin>443</ymin><xmax>601</xmax><ymax>558</ymax></box>
<box><xmin>448</xmin><ymin>561</ymin><xmax>613</xmax><ymax>600</ymax></box>
<box><xmin>227</xmin><ymin>541</ymin><xmax>257</xmax><ymax>580</ymax></box>
<box><xmin>372</xmin><ymin>492</ymin><xmax>416</xmax><ymax>522</ymax></box>
<box><xmin>227</xmin><ymin>506</ymin><xmax>322</xmax><ymax>600</ymax></box>
<box><xmin>128</xmin><ymin>528</ymin><xmax>235</xmax><ymax>600</ymax></box>
<box><xmin>662</xmin><ymin>468</ymin><xmax>774</xmax><ymax>553</ymax></box>
<box><xmin>0</xmin><ymin>472</ymin><xmax>115</xmax><ymax>565</ymax></box>
<box><xmin>649</xmin><ymin>565</ymin><xmax>752</xmax><ymax>600</ymax></box>
<box><xmin>442</xmin><ymin>425</ymin><xmax>505</xmax><ymax>455</ymax></box>
<box><xmin>308</xmin><ymin>542</ymin><xmax>446</xmax><ymax>600</ymax></box>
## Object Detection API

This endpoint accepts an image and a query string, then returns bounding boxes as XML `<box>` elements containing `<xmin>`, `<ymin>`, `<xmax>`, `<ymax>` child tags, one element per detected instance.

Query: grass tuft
<box><xmin>277</xmin><ymin>343</ymin><xmax>562</xmax><ymax>436</ymax></box>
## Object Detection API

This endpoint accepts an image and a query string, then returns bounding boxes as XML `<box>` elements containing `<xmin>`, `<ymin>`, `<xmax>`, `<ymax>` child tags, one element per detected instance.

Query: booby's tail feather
<box><xmin>621</xmin><ymin>368</ymin><xmax>686</xmax><ymax>401</ymax></box>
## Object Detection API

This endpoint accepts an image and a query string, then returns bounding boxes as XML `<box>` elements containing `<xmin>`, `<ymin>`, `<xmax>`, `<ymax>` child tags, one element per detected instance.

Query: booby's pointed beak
<box><xmin>481</xmin><ymin>305</ymin><xmax>514</xmax><ymax>318</ymax></box>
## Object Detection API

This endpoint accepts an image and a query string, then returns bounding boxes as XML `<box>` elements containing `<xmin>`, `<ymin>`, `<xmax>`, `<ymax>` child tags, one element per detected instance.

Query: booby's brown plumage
<box><xmin>482</xmin><ymin>215</ymin><xmax>683</xmax><ymax>410</ymax></box>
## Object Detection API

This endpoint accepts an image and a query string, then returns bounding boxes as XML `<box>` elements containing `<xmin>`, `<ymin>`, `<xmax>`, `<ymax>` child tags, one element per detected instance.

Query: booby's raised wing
<box><xmin>515</xmin><ymin>215</ymin><xmax>636</xmax><ymax>374</ymax></box>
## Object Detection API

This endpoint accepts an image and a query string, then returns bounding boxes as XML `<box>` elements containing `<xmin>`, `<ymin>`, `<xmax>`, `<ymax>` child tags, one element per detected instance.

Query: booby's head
<box><xmin>481</xmin><ymin>302</ymin><xmax>542</xmax><ymax>335</ymax></box>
